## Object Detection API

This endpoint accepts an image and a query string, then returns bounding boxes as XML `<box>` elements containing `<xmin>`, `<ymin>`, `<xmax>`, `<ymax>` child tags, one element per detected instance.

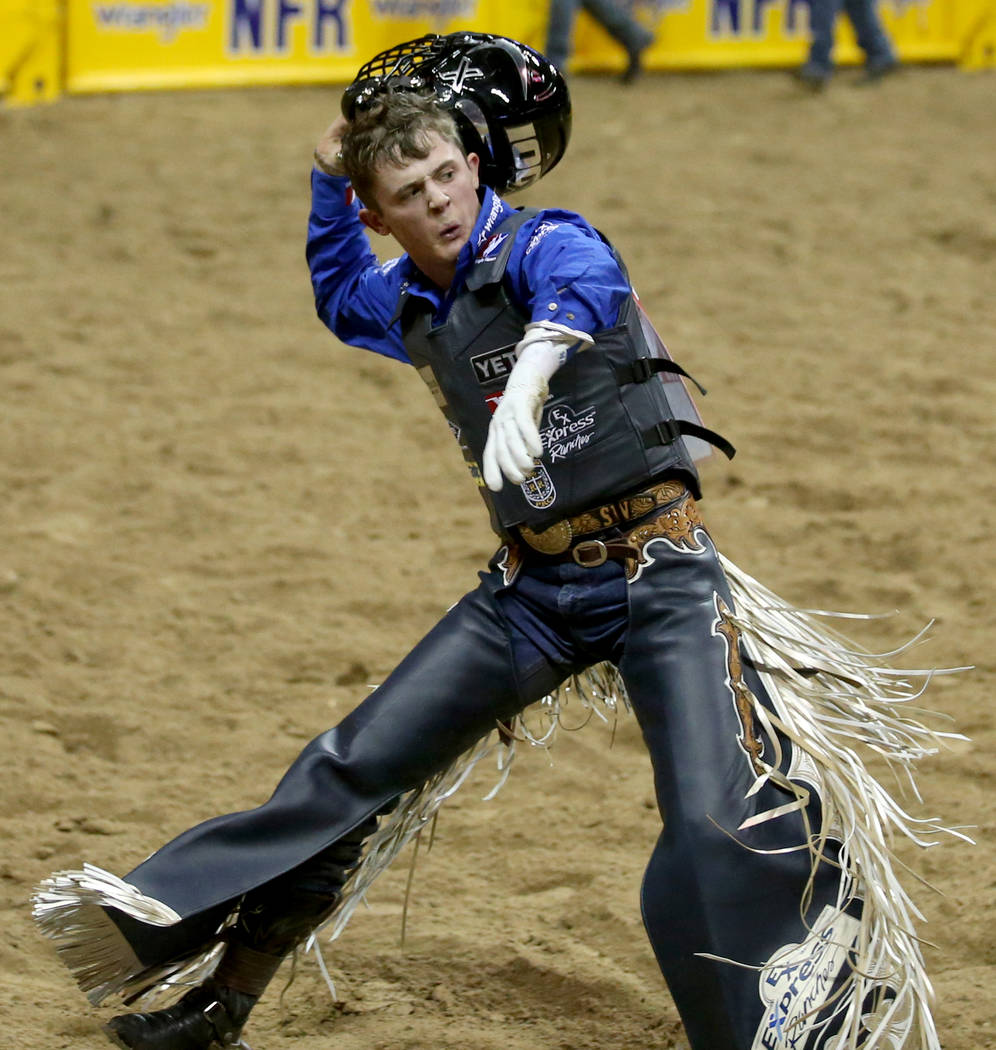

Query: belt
<box><xmin>516</xmin><ymin>479</ymin><xmax>689</xmax><ymax>558</ymax></box>
<box><xmin>564</xmin><ymin>537</ymin><xmax>643</xmax><ymax>568</ymax></box>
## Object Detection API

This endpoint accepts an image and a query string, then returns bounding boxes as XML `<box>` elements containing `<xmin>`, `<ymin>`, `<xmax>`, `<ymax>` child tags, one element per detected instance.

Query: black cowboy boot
<box><xmin>102</xmin><ymin>818</ymin><xmax>377</xmax><ymax>1050</ymax></box>
<box><xmin>103</xmin><ymin>981</ymin><xmax>254</xmax><ymax>1050</ymax></box>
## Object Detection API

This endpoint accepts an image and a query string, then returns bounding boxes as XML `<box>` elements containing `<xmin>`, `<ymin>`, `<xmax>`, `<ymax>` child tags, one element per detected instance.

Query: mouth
<box><xmin>439</xmin><ymin>223</ymin><xmax>462</xmax><ymax>243</ymax></box>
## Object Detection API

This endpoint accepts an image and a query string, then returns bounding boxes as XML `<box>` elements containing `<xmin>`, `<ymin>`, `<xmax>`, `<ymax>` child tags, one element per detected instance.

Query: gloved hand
<box><xmin>482</xmin><ymin>322</ymin><xmax>591</xmax><ymax>492</ymax></box>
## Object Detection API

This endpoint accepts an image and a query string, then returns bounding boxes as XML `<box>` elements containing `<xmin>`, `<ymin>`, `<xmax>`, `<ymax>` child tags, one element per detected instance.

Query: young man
<box><xmin>35</xmin><ymin>86</ymin><xmax>948</xmax><ymax>1050</ymax></box>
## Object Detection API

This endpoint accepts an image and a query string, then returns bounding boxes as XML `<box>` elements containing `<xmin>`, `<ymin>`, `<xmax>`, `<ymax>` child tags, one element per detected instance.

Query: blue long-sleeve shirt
<box><xmin>306</xmin><ymin>170</ymin><xmax>633</xmax><ymax>364</ymax></box>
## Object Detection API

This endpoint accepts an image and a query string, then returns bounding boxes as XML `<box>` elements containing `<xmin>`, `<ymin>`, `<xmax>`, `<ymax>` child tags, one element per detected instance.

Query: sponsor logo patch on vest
<box><xmin>750</xmin><ymin>905</ymin><xmax>861</xmax><ymax>1049</ymax></box>
<box><xmin>521</xmin><ymin>463</ymin><xmax>557</xmax><ymax>509</ymax></box>
<box><xmin>541</xmin><ymin>404</ymin><xmax>597</xmax><ymax>462</ymax></box>
<box><xmin>476</xmin><ymin>232</ymin><xmax>508</xmax><ymax>263</ymax></box>
<box><xmin>470</xmin><ymin>344</ymin><xmax>518</xmax><ymax>386</ymax></box>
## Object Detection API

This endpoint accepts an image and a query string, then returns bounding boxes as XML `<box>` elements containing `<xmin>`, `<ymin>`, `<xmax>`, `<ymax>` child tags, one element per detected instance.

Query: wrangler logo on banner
<box><xmin>368</xmin><ymin>0</ymin><xmax>478</xmax><ymax>18</ymax></box>
<box><xmin>92</xmin><ymin>3</ymin><xmax>211</xmax><ymax>40</ymax></box>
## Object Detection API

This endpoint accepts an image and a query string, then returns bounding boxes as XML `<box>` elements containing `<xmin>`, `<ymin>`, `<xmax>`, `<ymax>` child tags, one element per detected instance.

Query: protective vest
<box><xmin>396</xmin><ymin>209</ymin><xmax>733</xmax><ymax>538</ymax></box>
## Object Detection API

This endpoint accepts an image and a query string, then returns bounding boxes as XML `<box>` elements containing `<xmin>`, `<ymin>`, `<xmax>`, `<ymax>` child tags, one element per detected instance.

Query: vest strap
<box><xmin>642</xmin><ymin>419</ymin><xmax>736</xmax><ymax>460</ymax></box>
<box><xmin>616</xmin><ymin>357</ymin><xmax>707</xmax><ymax>396</ymax></box>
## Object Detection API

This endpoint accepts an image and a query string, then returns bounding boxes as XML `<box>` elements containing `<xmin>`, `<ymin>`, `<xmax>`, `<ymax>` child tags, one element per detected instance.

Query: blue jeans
<box><xmin>545</xmin><ymin>0</ymin><xmax>654</xmax><ymax>71</ymax></box>
<box><xmin>807</xmin><ymin>0</ymin><xmax>896</xmax><ymax>71</ymax></box>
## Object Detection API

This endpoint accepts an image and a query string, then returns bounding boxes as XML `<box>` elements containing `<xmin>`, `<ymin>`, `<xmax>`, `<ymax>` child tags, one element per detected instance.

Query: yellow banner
<box><xmin>60</xmin><ymin>0</ymin><xmax>995</xmax><ymax>95</ymax></box>
<box><xmin>64</xmin><ymin>0</ymin><xmax>529</xmax><ymax>93</ymax></box>
<box><xmin>0</xmin><ymin>0</ymin><xmax>62</xmax><ymax>104</ymax></box>
<box><xmin>571</xmin><ymin>0</ymin><xmax>989</xmax><ymax>72</ymax></box>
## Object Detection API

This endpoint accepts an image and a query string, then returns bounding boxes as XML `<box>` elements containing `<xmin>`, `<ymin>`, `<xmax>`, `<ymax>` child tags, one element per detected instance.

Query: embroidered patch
<box><xmin>750</xmin><ymin>905</ymin><xmax>861</xmax><ymax>1050</ymax></box>
<box><xmin>470</xmin><ymin>344</ymin><xmax>518</xmax><ymax>385</ymax></box>
<box><xmin>525</xmin><ymin>220</ymin><xmax>561</xmax><ymax>256</ymax></box>
<box><xmin>521</xmin><ymin>463</ymin><xmax>557</xmax><ymax>509</ymax></box>
<box><xmin>540</xmin><ymin>404</ymin><xmax>597</xmax><ymax>463</ymax></box>
<box><xmin>476</xmin><ymin>193</ymin><xmax>504</xmax><ymax>247</ymax></box>
<box><xmin>476</xmin><ymin>232</ymin><xmax>509</xmax><ymax>263</ymax></box>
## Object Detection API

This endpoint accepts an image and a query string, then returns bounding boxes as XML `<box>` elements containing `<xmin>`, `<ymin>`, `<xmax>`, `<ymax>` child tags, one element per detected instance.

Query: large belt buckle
<box><xmin>572</xmin><ymin>540</ymin><xmax>608</xmax><ymax>567</ymax></box>
<box><xmin>519</xmin><ymin>519</ymin><xmax>573</xmax><ymax>555</ymax></box>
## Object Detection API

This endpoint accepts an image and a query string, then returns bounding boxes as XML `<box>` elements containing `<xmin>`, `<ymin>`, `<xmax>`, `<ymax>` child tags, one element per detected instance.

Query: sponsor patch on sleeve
<box><xmin>525</xmin><ymin>220</ymin><xmax>562</xmax><ymax>256</ymax></box>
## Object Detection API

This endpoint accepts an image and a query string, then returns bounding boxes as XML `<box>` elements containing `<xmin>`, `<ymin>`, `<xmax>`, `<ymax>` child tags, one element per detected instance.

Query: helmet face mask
<box><xmin>342</xmin><ymin>32</ymin><xmax>571</xmax><ymax>194</ymax></box>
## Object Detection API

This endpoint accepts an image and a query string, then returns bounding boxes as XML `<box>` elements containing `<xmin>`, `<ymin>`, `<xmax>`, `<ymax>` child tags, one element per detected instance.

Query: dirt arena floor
<box><xmin>1</xmin><ymin>65</ymin><xmax>993</xmax><ymax>1050</ymax></box>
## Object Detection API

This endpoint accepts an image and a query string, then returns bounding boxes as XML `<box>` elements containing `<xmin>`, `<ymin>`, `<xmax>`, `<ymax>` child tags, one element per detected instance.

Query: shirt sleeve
<box><xmin>505</xmin><ymin>212</ymin><xmax>633</xmax><ymax>345</ymax></box>
<box><xmin>306</xmin><ymin>169</ymin><xmax>411</xmax><ymax>364</ymax></box>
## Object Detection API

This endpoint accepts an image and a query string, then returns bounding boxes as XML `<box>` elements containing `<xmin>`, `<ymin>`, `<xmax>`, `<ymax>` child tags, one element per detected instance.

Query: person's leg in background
<box><xmin>582</xmin><ymin>0</ymin><xmax>655</xmax><ymax>82</ymax></box>
<box><xmin>843</xmin><ymin>0</ymin><xmax>899</xmax><ymax>78</ymax></box>
<box><xmin>797</xmin><ymin>0</ymin><xmax>842</xmax><ymax>88</ymax></box>
<box><xmin>546</xmin><ymin>0</ymin><xmax>654</xmax><ymax>83</ymax></box>
<box><xmin>545</xmin><ymin>0</ymin><xmax>582</xmax><ymax>72</ymax></box>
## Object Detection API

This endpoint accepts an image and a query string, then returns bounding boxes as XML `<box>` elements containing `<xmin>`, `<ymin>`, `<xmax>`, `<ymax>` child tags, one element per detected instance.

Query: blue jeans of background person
<box><xmin>545</xmin><ymin>0</ymin><xmax>654</xmax><ymax>71</ymax></box>
<box><xmin>807</xmin><ymin>0</ymin><xmax>896</xmax><ymax>72</ymax></box>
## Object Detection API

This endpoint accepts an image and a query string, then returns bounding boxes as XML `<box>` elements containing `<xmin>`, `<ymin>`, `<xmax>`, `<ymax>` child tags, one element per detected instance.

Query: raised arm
<box><xmin>306</xmin><ymin>115</ymin><xmax>411</xmax><ymax>364</ymax></box>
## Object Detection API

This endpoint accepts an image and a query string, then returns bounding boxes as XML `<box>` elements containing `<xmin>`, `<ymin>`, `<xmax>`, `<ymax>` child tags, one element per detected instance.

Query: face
<box><xmin>360</xmin><ymin>133</ymin><xmax>481</xmax><ymax>289</ymax></box>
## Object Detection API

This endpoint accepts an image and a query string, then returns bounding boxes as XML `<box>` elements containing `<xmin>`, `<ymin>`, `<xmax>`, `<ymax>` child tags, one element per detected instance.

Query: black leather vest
<box><xmin>397</xmin><ymin>210</ymin><xmax>729</xmax><ymax>538</ymax></box>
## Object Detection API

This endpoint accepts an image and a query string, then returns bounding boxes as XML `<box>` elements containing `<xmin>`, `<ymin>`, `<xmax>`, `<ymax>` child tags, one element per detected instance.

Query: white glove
<box><xmin>482</xmin><ymin>322</ymin><xmax>592</xmax><ymax>492</ymax></box>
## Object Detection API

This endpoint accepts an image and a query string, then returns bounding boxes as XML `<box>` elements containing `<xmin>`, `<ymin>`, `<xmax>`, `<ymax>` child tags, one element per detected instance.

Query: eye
<box><xmin>438</xmin><ymin>168</ymin><xmax>455</xmax><ymax>183</ymax></box>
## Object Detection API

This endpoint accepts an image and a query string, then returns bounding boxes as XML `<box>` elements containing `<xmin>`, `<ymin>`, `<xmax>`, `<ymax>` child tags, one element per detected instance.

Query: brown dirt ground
<box><xmin>1</xmin><ymin>66</ymin><xmax>994</xmax><ymax>1050</ymax></box>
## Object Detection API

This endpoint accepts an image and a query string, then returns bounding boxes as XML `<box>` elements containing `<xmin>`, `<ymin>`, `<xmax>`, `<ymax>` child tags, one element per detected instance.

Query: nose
<box><xmin>426</xmin><ymin>182</ymin><xmax>450</xmax><ymax>211</ymax></box>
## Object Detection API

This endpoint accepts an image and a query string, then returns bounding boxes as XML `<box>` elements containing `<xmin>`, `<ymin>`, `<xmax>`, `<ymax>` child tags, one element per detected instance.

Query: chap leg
<box><xmin>115</xmin><ymin>581</ymin><xmax>542</xmax><ymax>968</ymax></box>
<box><xmin>620</xmin><ymin>535</ymin><xmax>847</xmax><ymax>1050</ymax></box>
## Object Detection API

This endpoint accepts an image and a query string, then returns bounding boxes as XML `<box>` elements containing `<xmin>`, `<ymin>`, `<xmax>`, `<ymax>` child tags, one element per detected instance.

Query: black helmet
<box><xmin>341</xmin><ymin>32</ymin><xmax>571</xmax><ymax>193</ymax></box>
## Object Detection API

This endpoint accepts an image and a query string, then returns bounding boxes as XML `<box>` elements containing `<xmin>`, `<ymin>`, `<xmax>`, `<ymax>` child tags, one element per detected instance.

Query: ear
<box><xmin>360</xmin><ymin>207</ymin><xmax>391</xmax><ymax>237</ymax></box>
<box><xmin>467</xmin><ymin>151</ymin><xmax>480</xmax><ymax>190</ymax></box>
